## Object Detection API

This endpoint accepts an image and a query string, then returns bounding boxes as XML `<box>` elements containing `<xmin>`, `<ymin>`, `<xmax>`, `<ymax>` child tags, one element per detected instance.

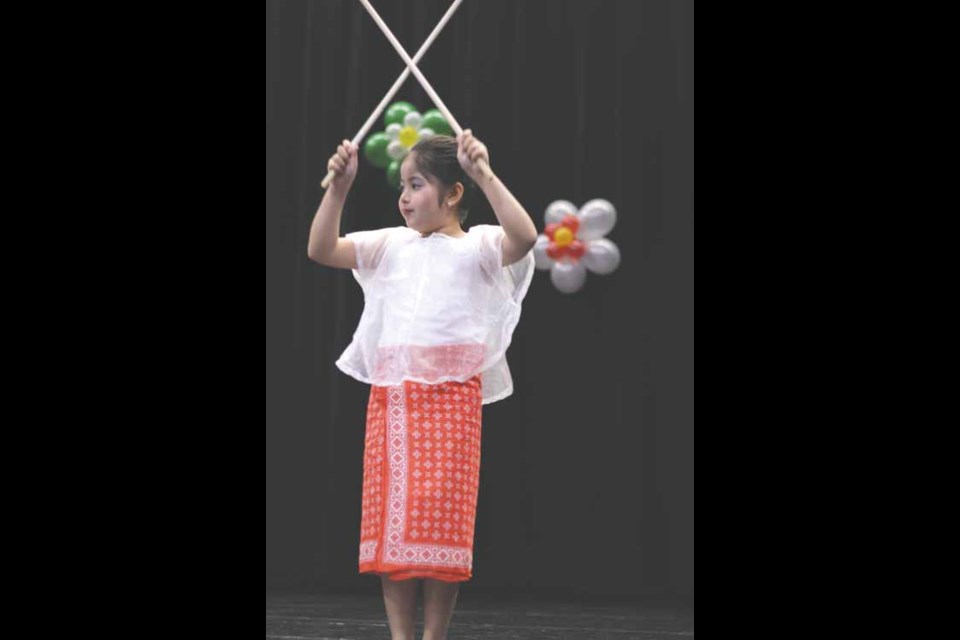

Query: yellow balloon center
<box><xmin>399</xmin><ymin>126</ymin><xmax>419</xmax><ymax>147</ymax></box>
<box><xmin>554</xmin><ymin>227</ymin><xmax>573</xmax><ymax>247</ymax></box>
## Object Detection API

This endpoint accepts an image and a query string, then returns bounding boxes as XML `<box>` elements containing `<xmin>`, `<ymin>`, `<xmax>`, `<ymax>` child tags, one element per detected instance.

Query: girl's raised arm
<box><xmin>456</xmin><ymin>131</ymin><xmax>538</xmax><ymax>266</ymax></box>
<box><xmin>308</xmin><ymin>140</ymin><xmax>360</xmax><ymax>270</ymax></box>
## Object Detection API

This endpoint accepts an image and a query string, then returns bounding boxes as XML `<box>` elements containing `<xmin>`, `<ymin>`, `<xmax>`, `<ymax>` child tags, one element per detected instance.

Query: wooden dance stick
<box><xmin>357</xmin><ymin>0</ymin><xmax>494</xmax><ymax>182</ymax></box>
<box><xmin>320</xmin><ymin>0</ymin><xmax>463</xmax><ymax>189</ymax></box>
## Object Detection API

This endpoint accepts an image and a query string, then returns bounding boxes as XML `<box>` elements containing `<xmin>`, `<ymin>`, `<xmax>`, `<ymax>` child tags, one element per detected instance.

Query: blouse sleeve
<box><xmin>477</xmin><ymin>224</ymin><xmax>505</xmax><ymax>278</ymax></box>
<box><xmin>345</xmin><ymin>227</ymin><xmax>395</xmax><ymax>290</ymax></box>
<box><xmin>476</xmin><ymin>224</ymin><xmax>535</xmax><ymax>305</ymax></box>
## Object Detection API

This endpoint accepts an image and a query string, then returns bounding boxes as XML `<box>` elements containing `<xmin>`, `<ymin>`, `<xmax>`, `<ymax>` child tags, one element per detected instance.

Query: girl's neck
<box><xmin>420</xmin><ymin>219</ymin><xmax>465</xmax><ymax>238</ymax></box>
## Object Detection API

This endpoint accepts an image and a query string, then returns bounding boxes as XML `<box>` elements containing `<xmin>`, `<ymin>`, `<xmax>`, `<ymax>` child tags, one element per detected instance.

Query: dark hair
<box><xmin>409</xmin><ymin>135</ymin><xmax>475</xmax><ymax>224</ymax></box>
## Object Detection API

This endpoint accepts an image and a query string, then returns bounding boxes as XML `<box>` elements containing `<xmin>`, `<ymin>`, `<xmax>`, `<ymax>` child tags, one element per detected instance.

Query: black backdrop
<box><xmin>266</xmin><ymin>0</ymin><xmax>693</xmax><ymax>601</ymax></box>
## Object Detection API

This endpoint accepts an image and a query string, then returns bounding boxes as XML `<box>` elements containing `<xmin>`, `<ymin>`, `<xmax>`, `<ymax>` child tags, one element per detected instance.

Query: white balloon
<box><xmin>533</xmin><ymin>235</ymin><xmax>553</xmax><ymax>271</ymax></box>
<box><xmin>404</xmin><ymin>111</ymin><xmax>423</xmax><ymax>129</ymax></box>
<box><xmin>386</xmin><ymin>123</ymin><xmax>402</xmax><ymax>140</ymax></box>
<box><xmin>387</xmin><ymin>140</ymin><xmax>408</xmax><ymax>160</ymax></box>
<box><xmin>550</xmin><ymin>261</ymin><xmax>587</xmax><ymax>294</ymax></box>
<box><xmin>582</xmin><ymin>239</ymin><xmax>621</xmax><ymax>275</ymax></box>
<box><xmin>545</xmin><ymin>200</ymin><xmax>578</xmax><ymax>226</ymax></box>
<box><xmin>578</xmin><ymin>198</ymin><xmax>617</xmax><ymax>241</ymax></box>
<box><xmin>417</xmin><ymin>127</ymin><xmax>435</xmax><ymax>140</ymax></box>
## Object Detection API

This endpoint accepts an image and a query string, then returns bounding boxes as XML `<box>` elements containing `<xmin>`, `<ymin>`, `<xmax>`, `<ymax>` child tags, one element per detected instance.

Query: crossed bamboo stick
<box><xmin>320</xmin><ymin>0</ymin><xmax>492</xmax><ymax>189</ymax></box>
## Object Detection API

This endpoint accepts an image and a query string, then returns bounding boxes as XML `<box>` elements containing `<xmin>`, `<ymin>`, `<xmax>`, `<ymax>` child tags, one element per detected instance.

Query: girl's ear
<box><xmin>446</xmin><ymin>182</ymin><xmax>465</xmax><ymax>207</ymax></box>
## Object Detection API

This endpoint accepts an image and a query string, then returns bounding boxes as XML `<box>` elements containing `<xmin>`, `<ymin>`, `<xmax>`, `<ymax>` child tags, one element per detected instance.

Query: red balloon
<box><xmin>546</xmin><ymin>242</ymin><xmax>569</xmax><ymax>260</ymax></box>
<box><xmin>545</xmin><ymin>222</ymin><xmax>560</xmax><ymax>241</ymax></box>
<box><xmin>567</xmin><ymin>240</ymin><xmax>586</xmax><ymax>259</ymax></box>
<box><xmin>562</xmin><ymin>214</ymin><xmax>580</xmax><ymax>235</ymax></box>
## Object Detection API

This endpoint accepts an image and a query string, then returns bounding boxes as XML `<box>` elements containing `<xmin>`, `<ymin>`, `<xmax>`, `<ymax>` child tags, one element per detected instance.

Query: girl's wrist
<box><xmin>475</xmin><ymin>170</ymin><xmax>499</xmax><ymax>192</ymax></box>
<box><xmin>328</xmin><ymin>177</ymin><xmax>354</xmax><ymax>194</ymax></box>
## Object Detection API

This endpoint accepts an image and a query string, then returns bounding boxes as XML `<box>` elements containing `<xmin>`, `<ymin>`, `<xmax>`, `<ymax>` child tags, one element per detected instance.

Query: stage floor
<box><xmin>267</xmin><ymin>590</ymin><xmax>694</xmax><ymax>639</ymax></box>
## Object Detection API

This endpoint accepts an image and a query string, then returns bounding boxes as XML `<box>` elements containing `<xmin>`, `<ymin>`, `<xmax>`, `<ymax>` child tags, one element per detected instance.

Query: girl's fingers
<box><xmin>467</xmin><ymin>140</ymin><xmax>484</xmax><ymax>160</ymax></box>
<box><xmin>458</xmin><ymin>131</ymin><xmax>487</xmax><ymax>166</ymax></box>
<box><xmin>329</xmin><ymin>139</ymin><xmax>358</xmax><ymax>175</ymax></box>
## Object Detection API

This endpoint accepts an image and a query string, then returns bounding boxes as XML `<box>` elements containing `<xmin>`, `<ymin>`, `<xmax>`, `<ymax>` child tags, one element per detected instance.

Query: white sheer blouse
<box><xmin>335</xmin><ymin>224</ymin><xmax>535</xmax><ymax>404</ymax></box>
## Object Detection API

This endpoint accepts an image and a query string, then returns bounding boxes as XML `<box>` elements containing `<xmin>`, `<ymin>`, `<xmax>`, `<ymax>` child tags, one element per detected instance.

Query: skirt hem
<box><xmin>359</xmin><ymin>564</ymin><xmax>471</xmax><ymax>583</ymax></box>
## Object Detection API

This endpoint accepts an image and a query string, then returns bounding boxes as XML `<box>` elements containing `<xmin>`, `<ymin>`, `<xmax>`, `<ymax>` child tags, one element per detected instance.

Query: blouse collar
<box><xmin>418</xmin><ymin>228</ymin><xmax>470</xmax><ymax>240</ymax></box>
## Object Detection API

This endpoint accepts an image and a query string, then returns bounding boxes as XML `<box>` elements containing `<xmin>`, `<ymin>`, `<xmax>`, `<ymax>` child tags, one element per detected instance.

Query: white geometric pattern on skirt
<box><xmin>358</xmin><ymin>385</ymin><xmax>472</xmax><ymax>570</ymax></box>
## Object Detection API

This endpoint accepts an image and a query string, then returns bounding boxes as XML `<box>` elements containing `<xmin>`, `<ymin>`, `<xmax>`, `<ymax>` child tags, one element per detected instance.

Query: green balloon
<box><xmin>386</xmin><ymin>159</ymin><xmax>402</xmax><ymax>189</ymax></box>
<box><xmin>363</xmin><ymin>133</ymin><xmax>391</xmax><ymax>169</ymax></box>
<box><xmin>385</xmin><ymin>101</ymin><xmax>416</xmax><ymax>127</ymax></box>
<box><xmin>420</xmin><ymin>109</ymin><xmax>452</xmax><ymax>136</ymax></box>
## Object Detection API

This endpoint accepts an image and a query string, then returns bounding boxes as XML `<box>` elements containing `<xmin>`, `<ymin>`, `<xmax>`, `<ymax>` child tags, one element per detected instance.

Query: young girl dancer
<box><xmin>309</xmin><ymin>130</ymin><xmax>537</xmax><ymax>640</ymax></box>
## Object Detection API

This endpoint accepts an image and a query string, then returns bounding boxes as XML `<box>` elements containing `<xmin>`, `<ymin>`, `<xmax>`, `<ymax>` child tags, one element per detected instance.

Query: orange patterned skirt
<box><xmin>358</xmin><ymin>375</ymin><xmax>483</xmax><ymax>583</ymax></box>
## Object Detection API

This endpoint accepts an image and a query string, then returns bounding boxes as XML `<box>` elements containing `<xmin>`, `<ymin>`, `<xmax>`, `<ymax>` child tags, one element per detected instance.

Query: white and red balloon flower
<box><xmin>533</xmin><ymin>199</ymin><xmax>621</xmax><ymax>294</ymax></box>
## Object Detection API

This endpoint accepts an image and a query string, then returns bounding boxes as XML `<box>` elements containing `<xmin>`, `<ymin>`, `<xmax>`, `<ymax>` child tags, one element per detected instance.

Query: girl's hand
<box><xmin>457</xmin><ymin>129</ymin><xmax>490</xmax><ymax>182</ymax></box>
<box><xmin>327</xmin><ymin>139</ymin><xmax>359</xmax><ymax>189</ymax></box>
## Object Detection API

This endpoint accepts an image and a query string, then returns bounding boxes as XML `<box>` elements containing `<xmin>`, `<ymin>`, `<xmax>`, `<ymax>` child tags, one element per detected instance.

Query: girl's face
<box><xmin>398</xmin><ymin>154</ymin><xmax>447</xmax><ymax>233</ymax></box>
